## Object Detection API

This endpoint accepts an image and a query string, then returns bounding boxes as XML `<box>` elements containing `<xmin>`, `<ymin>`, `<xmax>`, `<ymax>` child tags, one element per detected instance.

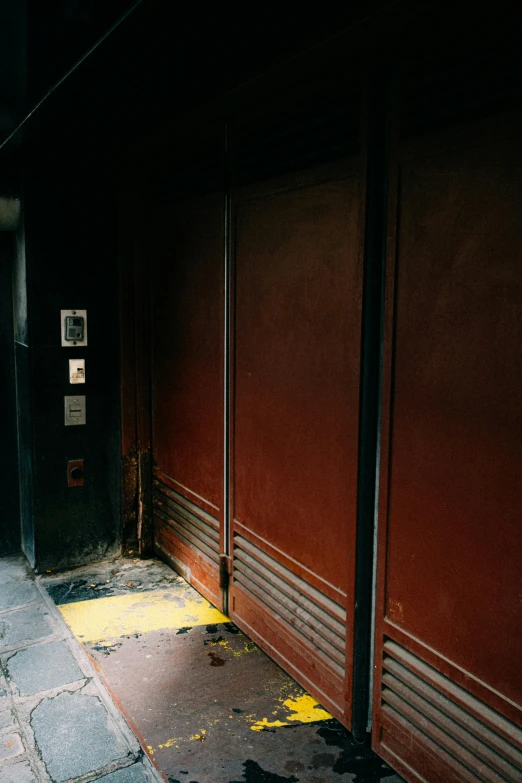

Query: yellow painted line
<box><xmin>59</xmin><ymin>590</ymin><xmax>228</xmax><ymax>643</ymax></box>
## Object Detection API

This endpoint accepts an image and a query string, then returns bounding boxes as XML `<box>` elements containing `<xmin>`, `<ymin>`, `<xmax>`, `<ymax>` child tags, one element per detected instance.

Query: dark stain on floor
<box><xmin>223</xmin><ymin>622</ymin><xmax>241</xmax><ymax>634</ymax></box>
<box><xmin>232</xmin><ymin>760</ymin><xmax>299</xmax><ymax>783</ymax></box>
<box><xmin>43</xmin><ymin>557</ymin><xmax>183</xmax><ymax>605</ymax></box>
<box><xmin>204</xmin><ymin>635</ymin><xmax>225</xmax><ymax>646</ymax></box>
<box><xmin>208</xmin><ymin>650</ymin><xmax>226</xmax><ymax>666</ymax></box>
<box><xmin>317</xmin><ymin>724</ymin><xmax>397</xmax><ymax>781</ymax></box>
<box><xmin>46</xmin><ymin>578</ymin><xmax>114</xmax><ymax>604</ymax></box>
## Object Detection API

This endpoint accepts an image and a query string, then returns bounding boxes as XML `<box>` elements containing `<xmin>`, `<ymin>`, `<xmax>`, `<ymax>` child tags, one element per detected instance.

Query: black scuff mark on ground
<box><xmin>204</xmin><ymin>635</ymin><xmax>225</xmax><ymax>646</ymax></box>
<box><xmin>46</xmin><ymin>579</ymin><xmax>114</xmax><ymax>605</ymax></box>
<box><xmin>91</xmin><ymin>643</ymin><xmax>122</xmax><ymax>656</ymax></box>
<box><xmin>176</xmin><ymin>626</ymin><xmax>192</xmax><ymax>635</ymax></box>
<box><xmin>316</xmin><ymin>724</ymin><xmax>398</xmax><ymax>781</ymax></box>
<box><xmin>222</xmin><ymin>622</ymin><xmax>241</xmax><ymax>634</ymax></box>
<box><xmin>231</xmin><ymin>759</ymin><xmax>299</xmax><ymax>782</ymax></box>
<box><xmin>205</xmin><ymin>624</ymin><xmax>218</xmax><ymax>633</ymax></box>
<box><xmin>232</xmin><ymin>708</ymin><xmax>244</xmax><ymax>713</ymax></box>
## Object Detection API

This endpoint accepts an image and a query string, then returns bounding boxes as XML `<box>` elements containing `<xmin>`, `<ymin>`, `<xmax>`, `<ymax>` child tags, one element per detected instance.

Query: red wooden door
<box><xmin>372</xmin><ymin>113</ymin><xmax>522</xmax><ymax>781</ymax></box>
<box><xmin>229</xmin><ymin>154</ymin><xmax>365</xmax><ymax>726</ymax></box>
<box><xmin>151</xmin><ymin>190</ymin><xmax>225</xmax><ymax>610</ymax></box>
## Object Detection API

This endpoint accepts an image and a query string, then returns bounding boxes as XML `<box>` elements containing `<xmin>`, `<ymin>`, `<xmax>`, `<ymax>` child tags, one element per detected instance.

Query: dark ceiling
<box><xmin>0</xmin><ymin>0</ymin><xmax>397</xmax><ymax>168</ymax></box>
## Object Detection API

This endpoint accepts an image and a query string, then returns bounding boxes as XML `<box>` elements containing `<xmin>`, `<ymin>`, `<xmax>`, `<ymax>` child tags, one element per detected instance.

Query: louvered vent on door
<box><xmin>381</xmin><ymin>640</ymin><xmax>522</xmax><ymax>782</ymax></box>
<box><xmin>153</xmin><ymin>477</ymin><xmax>220</xmax><ymax>566</ymax></box>
<box><xmin>233</xmin><ymin>534</ymin><xmax>347</xmax><ymax>707</ymax></box>
<box><xmin>233</xmin><ymin>88</ymin><xmax>361</xmax><ymax>185</ymax></box>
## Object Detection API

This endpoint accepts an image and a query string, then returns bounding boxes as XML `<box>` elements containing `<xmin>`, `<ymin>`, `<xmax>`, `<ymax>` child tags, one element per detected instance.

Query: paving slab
<box><xmin>0</xmin><ymin>734</ymin><xmax>24</xmax><ymax>762</ymax></box>
<box><xmin>0</xmin><ymin>709</ymin><xmax>16</xmax><ymax>733</ymax></box>
<box><xmin>0</xmin><ymin>607</ymin><xmax>53</xmax><ymax>650</ymax></box>
<box><xmin>0</xmin><ymin>760</ymin><xmax>36</xmax><ymax>783</ymax></box>
<box><xmin>0</xmin><ymin>558</ymin><xmax>31</xmax><ymax>587</ymax></box>
<box><xmin>31</xmin><ymin>690</ymin><xmax>130</xmax><ymax>782</ymax></box>
<box><xmin>95</xmin><ymin>762</ymin><xmax>155</xmax><ymax>782</ymax></box>
<box><xmin>7</xmin><ymin>640</ymin><xmax>84</xmax><ymax>695</ymax></box>
<box><xmin>0</xmin><ymin>681</ymin><xmax>9</xmax><ymax>707</ymax></box>
<box><xmin>0</xmin><ymin>583</ymin><xmax>41</xmax><ymax>613</ymax></box>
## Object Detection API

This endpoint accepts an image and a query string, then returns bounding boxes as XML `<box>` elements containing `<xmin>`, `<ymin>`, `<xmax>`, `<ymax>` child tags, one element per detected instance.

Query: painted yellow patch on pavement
<box><xmin>284</xmin><ymin>693</ymin><xmax>332</xmax><ymax>722</ymax></box>
<box><xmin>249</xmin><ymin>692</ymin><xmax>332</xmax><ymax>730</ymax></box>
<box><xmin>59</xmin><ymin>590</ymin><xmax>228</xmax><ymax>643</ymax></box>
<box><xmin>251</xmin><ymin>718</ymin><xmax>289</xmax><ymax>732</ymax></box>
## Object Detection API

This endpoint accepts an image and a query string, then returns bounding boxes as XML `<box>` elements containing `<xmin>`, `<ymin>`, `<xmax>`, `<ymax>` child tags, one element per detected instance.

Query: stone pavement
<box><xmin>0</xmin><ymin>555</ymin><xmax>163</xmax><ymax>783</ymax></box>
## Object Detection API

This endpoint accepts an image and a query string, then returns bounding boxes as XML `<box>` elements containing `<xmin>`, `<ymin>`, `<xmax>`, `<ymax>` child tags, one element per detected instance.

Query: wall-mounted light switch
<box><xmin>69</xmin><ymin>359</ymin><xmax>85</xmax><ymax>384</ymax></box>
<box><xmin>64</xmin><ymin>395</ymin><xmax>86</xmax><ymax>426</ymax></box>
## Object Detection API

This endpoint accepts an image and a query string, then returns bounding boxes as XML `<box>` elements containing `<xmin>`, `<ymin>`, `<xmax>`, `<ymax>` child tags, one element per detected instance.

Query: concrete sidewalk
<box><xmin>0</xmin><ymin>555</ymin><xmax>162</xmax><ymax>783</ymax></box>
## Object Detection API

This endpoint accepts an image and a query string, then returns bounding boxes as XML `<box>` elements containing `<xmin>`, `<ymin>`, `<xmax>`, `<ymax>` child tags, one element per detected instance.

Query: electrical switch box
<box><xmin>61</xmin><ymin>309</ymin><xmax>87</xmax><ymax>347</ymax></box>
<box><xmin>69</xmin><ymin>359</ymin><xmax>85</xmax><ymax>384</ymax></box>
<box><xmin>64</xmin><ymin>395</ymin><xmax>86</xmax><ymax>426</ymax></box>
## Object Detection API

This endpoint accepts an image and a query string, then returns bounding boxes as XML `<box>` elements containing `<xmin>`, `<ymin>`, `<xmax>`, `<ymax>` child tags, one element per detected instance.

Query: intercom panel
<box><xmin>61</xmin><ymin>309</ymin><xmax>87</xmax><ymax>347</ymax></box>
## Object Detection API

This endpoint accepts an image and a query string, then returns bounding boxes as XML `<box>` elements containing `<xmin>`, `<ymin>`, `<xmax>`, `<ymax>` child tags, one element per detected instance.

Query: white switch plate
<box><xmin>69</xmin><ymin>358</ymin><xmax>85</xmax><ymax>384</ymax></box>
<box><xmin>61</xmin><ymin>309</ymin><xmax>87</xmax><ymax>347</ymax></box>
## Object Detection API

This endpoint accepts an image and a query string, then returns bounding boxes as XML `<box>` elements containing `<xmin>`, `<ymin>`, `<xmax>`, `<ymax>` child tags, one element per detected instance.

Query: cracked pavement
<box><xmin>0</xmin><ymin>555</ymin><xmax>163</xmax><ymax>783</ymax></box>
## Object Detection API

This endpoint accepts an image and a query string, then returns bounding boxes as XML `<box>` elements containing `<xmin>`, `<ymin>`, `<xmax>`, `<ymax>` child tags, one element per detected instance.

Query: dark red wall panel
<box><xmin>373</xmin><ymin>118</ymin><xmax>522</xmax><ymax>781</ymax></box>
<box><xmin>152</xmin><ymin>195</ymin><xmax>224</xmax><ymax>511</ymax></box>
<box><xmin>231</xmin><ymin>165</ymin><xmax>364</xmax><ymax>725</ymax></box>
<box><xmin>151</xmin><ymin>193</ymin><xmax>225</xmax><ymax>608</ymax></box>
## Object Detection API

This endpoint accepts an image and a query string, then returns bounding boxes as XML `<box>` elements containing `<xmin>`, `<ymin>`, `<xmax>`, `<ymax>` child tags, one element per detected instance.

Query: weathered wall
<box><xmin>12</xmin><ymin>215</ymin><xmax>35</xmax><ymax>564</ymax></box>
<box><xmin>18</xmin><ymin>152</ymin><xmax>121</xmax><ymax>571</ymax></box>
<box><xmin>0</xmin><ymin>233</ymin><xmax>21</xmax><ymax>556</ymax></box>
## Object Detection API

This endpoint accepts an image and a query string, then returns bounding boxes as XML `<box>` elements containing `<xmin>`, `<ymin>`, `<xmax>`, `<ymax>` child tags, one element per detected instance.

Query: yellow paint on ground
<box><xmin>283</xmin><ymin>693</ymin><xmax>332</xmax><ymax>722</ymax></box>
<box><xmin>250</xmin><ymin>718</ymin><xmax>289</xmax><ymax>732</ymax></box>
<box><xmin>59</xmin><ymin>590</ymin><xmax>228</xmax><ymax>643</ymax></box>
<box><xmin>249</xmin><ymin>692</ymin><xmax>332</xmax><ymax>731</ymax></box>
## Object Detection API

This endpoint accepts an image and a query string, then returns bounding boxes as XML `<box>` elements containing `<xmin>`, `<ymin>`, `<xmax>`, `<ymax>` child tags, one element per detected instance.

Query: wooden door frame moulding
<box><xmin>118</xmin><ymin>190</ymin><xmax>153</xmax><ymax>557</ymax></box>
<box><xmin>351</xmin><ymin>64</ymin><xmax>392</xmax><ymax>743</ymax></box>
